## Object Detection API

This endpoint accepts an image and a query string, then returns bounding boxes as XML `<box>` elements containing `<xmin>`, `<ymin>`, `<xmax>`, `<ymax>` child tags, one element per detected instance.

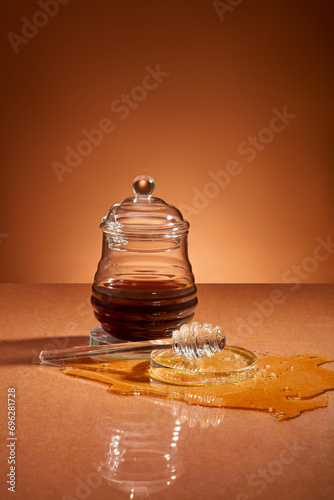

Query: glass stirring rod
<box><xmin>39</xmin><ymin>322</ymin><xmax>226</xmax><ymax>363</ymax></box>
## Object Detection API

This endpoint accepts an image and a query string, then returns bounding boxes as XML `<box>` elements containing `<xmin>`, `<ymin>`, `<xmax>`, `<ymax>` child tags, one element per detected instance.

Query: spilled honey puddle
<box><xmin>61</xmin><ymin>352</ymin><xmax>334</xmax><ymax>421</ymax></box>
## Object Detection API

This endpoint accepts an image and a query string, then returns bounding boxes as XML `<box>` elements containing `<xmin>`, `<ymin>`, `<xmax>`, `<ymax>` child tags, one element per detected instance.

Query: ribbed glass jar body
<box><xmin>91</xmin><ymin>233</ymin><xmax>197</xmax><ymax>341</ymax></box>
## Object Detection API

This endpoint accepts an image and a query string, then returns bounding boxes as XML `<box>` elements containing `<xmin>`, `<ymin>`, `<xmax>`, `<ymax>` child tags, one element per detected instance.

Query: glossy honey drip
<box><xmin>61</xmin><ymin>352</ymin><xmax>334</xmax><ymax>421</ymax></box>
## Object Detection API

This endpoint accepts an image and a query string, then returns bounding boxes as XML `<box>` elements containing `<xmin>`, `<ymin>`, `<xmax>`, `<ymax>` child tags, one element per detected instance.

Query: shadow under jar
<box><xmin>91</xmin><ymin>175</ymin><xmax>197</xmax><ymax>341</ymax></box>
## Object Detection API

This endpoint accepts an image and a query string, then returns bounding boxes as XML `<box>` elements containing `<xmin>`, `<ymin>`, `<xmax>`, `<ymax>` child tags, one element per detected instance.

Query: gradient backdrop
<box><xmin>1</xmin><ymin>0</ymin><xmax>333</xmax><ymax>283</ymax></box>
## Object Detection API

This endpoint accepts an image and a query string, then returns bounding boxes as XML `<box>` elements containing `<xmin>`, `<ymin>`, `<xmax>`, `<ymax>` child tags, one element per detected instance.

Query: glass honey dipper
<box><xmin>39</xmin><ymin>322</ymin><xmax>226</xmax><ymax>363</ymax></box>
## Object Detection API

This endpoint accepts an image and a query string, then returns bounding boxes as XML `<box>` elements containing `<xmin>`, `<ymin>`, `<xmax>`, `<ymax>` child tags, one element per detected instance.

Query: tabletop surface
<box><xmin>1</xmin><ymin>283</ymin><xmax>333</xmax><ymax>500</ymax></box>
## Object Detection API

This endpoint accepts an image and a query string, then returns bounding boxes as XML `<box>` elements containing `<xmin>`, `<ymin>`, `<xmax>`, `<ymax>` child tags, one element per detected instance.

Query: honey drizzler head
<box><xmin>91</xmin><ymin>175</ymin><xmax>197</xmax><ymax>342</ymax></box>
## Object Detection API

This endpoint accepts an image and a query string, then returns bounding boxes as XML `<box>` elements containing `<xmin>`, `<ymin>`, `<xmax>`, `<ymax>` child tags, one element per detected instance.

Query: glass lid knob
<box><xmin>132</xmin><ymin>175</ymin><xmax>155</xmax><ymax>197</ymax></box>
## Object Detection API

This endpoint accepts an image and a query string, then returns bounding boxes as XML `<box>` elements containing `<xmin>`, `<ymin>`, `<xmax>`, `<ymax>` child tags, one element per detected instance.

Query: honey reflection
<box><xmin>98</xmin><ymin>399</ymin><xmax>224</xmax><ymax>498</ymax></box>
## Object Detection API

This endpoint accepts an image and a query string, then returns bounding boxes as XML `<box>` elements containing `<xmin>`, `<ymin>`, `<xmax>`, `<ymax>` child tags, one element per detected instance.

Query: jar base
<box><xmin>89</xmin><ymin>326</ymin><xmax>152</xmax><ymax>360</ymax></box>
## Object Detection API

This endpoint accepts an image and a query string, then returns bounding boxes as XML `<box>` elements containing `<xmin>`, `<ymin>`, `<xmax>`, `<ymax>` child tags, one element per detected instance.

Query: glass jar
<box><xmin>91</xmin><ymin>175</ymin><xmax>197</xmax><ymax>341</ymax></box>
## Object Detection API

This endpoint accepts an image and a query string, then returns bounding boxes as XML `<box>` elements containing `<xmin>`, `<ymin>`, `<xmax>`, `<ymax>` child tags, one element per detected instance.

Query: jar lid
<box><xmin>100</xmin><ymin>175</ymin><xmax>189</xmax><ymax>237</ymax></box>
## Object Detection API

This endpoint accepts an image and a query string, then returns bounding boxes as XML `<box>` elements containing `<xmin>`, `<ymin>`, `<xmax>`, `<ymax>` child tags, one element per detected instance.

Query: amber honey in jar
<box><xmin>91</xmin><ymin>279</ymin><xmax>197</xmax><ymax>341</ymax></box>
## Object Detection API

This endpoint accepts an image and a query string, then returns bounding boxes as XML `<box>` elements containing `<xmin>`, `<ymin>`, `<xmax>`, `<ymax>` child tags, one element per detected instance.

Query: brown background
<box><xmin>1</xmin><ymin>0</ymin><xmax>333</xmax><ymax>283</ymax></box>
